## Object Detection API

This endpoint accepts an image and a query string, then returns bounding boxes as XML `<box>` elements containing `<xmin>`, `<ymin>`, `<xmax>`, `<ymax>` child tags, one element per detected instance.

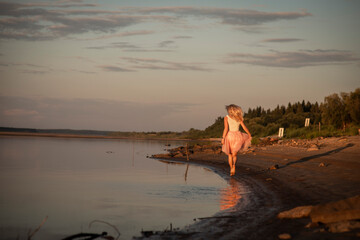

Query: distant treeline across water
<box><xmin>0</xmin><ymin>127</ymin><xmax>113</xmax><ymax>136</ymax></box>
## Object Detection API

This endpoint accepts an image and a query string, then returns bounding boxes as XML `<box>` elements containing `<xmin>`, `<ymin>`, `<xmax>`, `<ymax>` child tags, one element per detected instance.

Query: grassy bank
<box><xmin>284</xmin><ymin>124</ymin><xmax>359</xmax><ymax>139</ymax></box>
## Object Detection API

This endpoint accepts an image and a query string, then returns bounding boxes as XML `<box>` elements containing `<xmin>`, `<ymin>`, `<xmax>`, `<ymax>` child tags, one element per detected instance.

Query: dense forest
<box><xmin>185</xmin><ymin>88</ymin><xmax>360</xmax><ymax>139</ymax></box>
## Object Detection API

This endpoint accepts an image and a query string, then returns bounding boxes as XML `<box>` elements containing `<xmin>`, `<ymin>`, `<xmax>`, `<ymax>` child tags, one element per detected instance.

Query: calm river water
<box><xmin>0</xmin><ymin>136</ymin><xmax>241</xmax><ymax>239</ymax></box>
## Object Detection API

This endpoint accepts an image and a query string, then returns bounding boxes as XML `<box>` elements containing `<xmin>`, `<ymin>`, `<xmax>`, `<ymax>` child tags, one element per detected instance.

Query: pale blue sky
<box><xmin>0</xmin><ymin>0</ymin><xmax>359</xmax><ymax>131</ymax></box>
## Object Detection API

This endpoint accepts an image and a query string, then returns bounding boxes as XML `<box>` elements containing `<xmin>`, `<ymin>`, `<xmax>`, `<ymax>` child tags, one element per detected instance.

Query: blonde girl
<box><xmin>221</xmin><ymin>104</ymin><xmax>252</xmax><ymax>176</ymax></box>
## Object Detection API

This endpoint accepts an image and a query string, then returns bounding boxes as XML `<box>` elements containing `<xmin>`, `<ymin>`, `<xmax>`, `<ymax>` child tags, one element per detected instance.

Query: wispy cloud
<box><xmin>76</xmin><ymin>30</ymin><xmax>155</xmax><ymax>40</ymax></box>
<box><xmin>67</xmin><ymin>56</ymin><xmax>97</xmax><ymax>64</ymax></box>
<box><xmin>0</xmin><ymin>62</ymin><xmax>50</xmax><ymax>68</ymax></box>
<box><xmin>158</xmin><ymin>40</ymin><xmax>175</xmax><ymax>48</ymax></box>
<box><xmin>0</xmin><ymin>61</ymin><xmax>54</xmax><ymax>73</ymax></box>
<box><xmin>0</xmin><ymin>2</ymin><xmax>312</xmax><ymax>41</ymax></box>
<box><xmin>121</xmin><ymin>57</ymin><xmax>213</xmax><ymax>71</ymax></box>
<box><xmin>3</xmin><ymin>108</ymin><xmax>39</xmax><ymax>116</ymax></box>
<box><xmin>1</xmin><ymin>60</ymin><xmax>96</xmax><ymax>74</ymax></box>
<box><xmin>122</xmin><ymin>49</ymin><xmax>174</xmax><ymax>53</ymax></box>
<box><xmin>96</xmin><ymin>57</ymin><xmax>213</xmax><ymax>72</ymax></box>
<box><xmin>56</xmin><ymin>0</ymin><xmax>87</xmax><ymax>3</ymax></box>
<box><xmin>49</xmin><ymin>3</ymin><xmax>99</xmax><ymax>8</ymax></box>
<box><xmin>86</xmin><ymin>41</ymin><xmax>175</xmax><ymax>53</ymax></box>
<box><xmin>0</xmin><ymin>1</ymin><xmax>98</xmax><ymax>12</ymax></box>
<box><xmin>236</xmin><ymin>25</ymin><xmax>268</xmax><ymax>34</ymax></box>
<box><xmin>86</xmin><ymin>42</ymin><xmax>141</xmax><ymax>50</ymax></box>
<box><xmin>224</xmin><ymin>49</ymin><xmax>360</xmax><ymax>68</ymax></box>
<box><xmin>98</xmin><ymin>65</ymin><xmax>135</xmax><ymax>72</ymax></box>
<box><xmin>68</xmin><ymin>68</ymin><xmax>96</xmax><ymax>74</ymax></box>
<box><xmin>46</xmin><ymin>15</ymin><xmax>145</xmax><ymax>36</ymax></box>
<box><xmin>21</xmin><ymin>69</ymin><xmax>49</xmax><ymax>74</ymax></box>
<box><xmin>122</xmin><ymin>7</ymin><xmax>312</xmax><ymax>26</ymax></box>
<box><xmin>0</xmin><ymin>30</ymin><xmax>55</xmax><ymax>41</ymax></box>
<box><xmin>173</xmin><ymin>35</ymin><xmax>192</xmax><ymax>39</ymax></box>
<box><xmin>262</xmin><ymin>38</ymin><xmax>304</xmax><ymax>43</ymax></box>
<box><xmin>0</xmin><ymin>2</ymin><xmax>172</xmax><ymax>40</ymax></box>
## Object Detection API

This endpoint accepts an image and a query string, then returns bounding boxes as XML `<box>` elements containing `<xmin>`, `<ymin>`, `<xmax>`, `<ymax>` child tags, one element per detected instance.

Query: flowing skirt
<box><xmin>222</xmin><ymin>131</ymin><xmax>251</xmax><ymax>155</ymax></box>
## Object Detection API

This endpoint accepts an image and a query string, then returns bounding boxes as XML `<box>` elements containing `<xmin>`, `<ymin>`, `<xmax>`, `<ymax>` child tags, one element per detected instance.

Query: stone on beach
<box><xmin>193</xmin><ymin>144</ymin><xmax>202</xmax><ymax>151</ymax></box>
<box><xmin>307</xmin><ymin>147</ymin><xmax>319</xmax><ymax>151</ymax></box>
<box><xmin>277</xmin><ymin>206</ymin><xmax>313</xmax><ymax>219</ymax></box>
<box><xmin>305</xmin><ymin>222</ymin><xmax>319</xmax><ymax>228</ymax></box>
<box><xmin>214</xmin><ymin>148</ymin><xmax>222</xmax><ymax>154</ymax></box>
<box><xmin>278</xmin><ymin>195</ymin><xmax>360</xmax><ymax>222</ymax></box>
<box><xmin>310</xmin><ymin>195</ymin><xmax>360</xmax><ymax>224</ymax></box>
<box><xmin>318</xmin><ymin>162</ymin><xmax>327</xmax><ymax>167</ymax></box>
<box><xmin>153</xmin><ymin>153</ymin><xmax>171</xmax><ymax>159</ymax></box>
<box><xmin>269</xmin><ymin>164</ymin><xmax>279</xmax><ymax>170</ymax></box>
<box><xmin>277</xmin><ymin>195</ymin><xmax>360</xmax><ymax>234</ymax></box>
<box><xmin>326</xmin><ymin>220</ymin><xmax>360</xmax><ymax>233</ymax></box>
<box><xmin>307</xmin><ymin>144</ymin><xmax>320</xmax><ymax>151</ymax></box>
<box><xmin>173</xmin><ymin>152</ymin><xmax>184</xmax><ymax>158</ymax></box>
<box><xmin>278</xmin><ymin>233</ymin><xmax>291</xmax><ymax>239</ymax></box>
<box><xmin>202</xmin><ymin>148</ymin><xmax>215</xmax><ymax>154</ymax></box>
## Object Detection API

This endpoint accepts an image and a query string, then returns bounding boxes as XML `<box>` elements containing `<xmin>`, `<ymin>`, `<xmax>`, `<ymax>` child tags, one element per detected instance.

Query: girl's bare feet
<box><xmin>230</xmin><ymin>166</ymin><xmax>235</xmax><ymax>176</ymax></box>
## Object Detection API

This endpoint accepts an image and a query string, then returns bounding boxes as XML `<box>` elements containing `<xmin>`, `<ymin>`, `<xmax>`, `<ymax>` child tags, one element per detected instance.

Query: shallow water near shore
<box><xmin>0</xmin><ymin>136</ymin><xmax>243</xmax><ymax>239</ymax></box>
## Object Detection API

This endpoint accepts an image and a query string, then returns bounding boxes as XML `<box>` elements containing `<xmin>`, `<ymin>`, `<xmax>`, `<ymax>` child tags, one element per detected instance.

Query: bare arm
<box><xmin>240</xmin><ymin>121</ymin><xmax>252</xmax><ymax>138</ymax></box>
<box><xmin>221</xmin><ymin>116</ymin><xmax>229</xmax><ymax>144</ymax></box>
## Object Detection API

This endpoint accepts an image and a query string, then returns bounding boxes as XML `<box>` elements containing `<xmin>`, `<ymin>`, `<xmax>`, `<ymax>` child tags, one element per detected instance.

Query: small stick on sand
<box><xmin>184</xmin><ymin>164</ymin><xmax>189</xmax><ymax>182</ymax></box>
<box><xmin>197</xmin><ymin>216</ymin><xmax>236</xmax><ymax>220</ymax></box>
<box><xmin>186</xmin><ymin>143</ymin><xmax>189</xmax><ymax>161</ymax></box>
<box><xmin>28</xmin><ymin>216</ymin><xmax>48</xmax><ymax>240</ymax></box>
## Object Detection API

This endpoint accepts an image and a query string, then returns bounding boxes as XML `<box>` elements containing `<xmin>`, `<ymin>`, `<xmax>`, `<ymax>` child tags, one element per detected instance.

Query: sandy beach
<box><xmin>148</xmin><ymin>136</ymin><xmax>360</xmax><ymax>239</ymax></box>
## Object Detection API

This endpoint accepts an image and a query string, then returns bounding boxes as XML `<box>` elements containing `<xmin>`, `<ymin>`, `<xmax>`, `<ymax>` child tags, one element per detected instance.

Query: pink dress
<box><xmin>222</xmin><ymin>115</ymin><xmax>251</xmax><ymax>155</ymax></box>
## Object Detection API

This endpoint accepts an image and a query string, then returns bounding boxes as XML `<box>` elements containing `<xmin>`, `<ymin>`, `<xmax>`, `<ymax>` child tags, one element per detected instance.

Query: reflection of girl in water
<box><xmin>221</xmin><ymin>104</ymin><xmax>252</xmax><ymax>176</ymax></box>
<box><xmin>220</xmin><ymin>178</ymin><xmax>242</xmax><ymax>211</ymax></box>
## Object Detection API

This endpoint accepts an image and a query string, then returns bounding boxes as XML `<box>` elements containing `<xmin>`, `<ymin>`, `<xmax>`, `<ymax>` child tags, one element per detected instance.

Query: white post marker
<box><xmin>305</xmin><ymin>118</ymin><xmax>310</xmax><ymax>127</ymax></box>
<box><xmin>278</xmin><ymin>128</ymin><xmax>284</xmax><ymax>138</ymax></box>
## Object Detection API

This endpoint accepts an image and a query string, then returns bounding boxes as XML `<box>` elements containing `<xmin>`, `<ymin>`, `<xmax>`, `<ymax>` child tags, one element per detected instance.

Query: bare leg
<box><xmin>231</xmin><ymin>152</ymin><xmax>238</xmax><ymax>175</ymax></box>
<box><xmin>228</xmin><ymin>154</ymin><xmax>233</xmax><ymax>175</ymax></box>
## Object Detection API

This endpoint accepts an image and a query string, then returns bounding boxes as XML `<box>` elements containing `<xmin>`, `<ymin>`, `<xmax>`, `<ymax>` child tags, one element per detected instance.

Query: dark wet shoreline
<box><xmin>143</xmin><ymin>136</ymin><xmax>360</xmax><ymax>239</ymax></box>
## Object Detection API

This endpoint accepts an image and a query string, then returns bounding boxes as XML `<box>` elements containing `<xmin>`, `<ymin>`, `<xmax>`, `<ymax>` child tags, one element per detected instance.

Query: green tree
<box><xmin>296</xmin><ymin>102</ymin><xmax>304</xmax><ymax>114</ymax></box>
<box><xmin>321</xmin><ymin>93</ymin><xmax>346</xmax><ymax>128</ymax></box>
<box><xmin>343</xmin><ymin>88</ymin><xmax>360</xmax><ymax>124</ymax></box>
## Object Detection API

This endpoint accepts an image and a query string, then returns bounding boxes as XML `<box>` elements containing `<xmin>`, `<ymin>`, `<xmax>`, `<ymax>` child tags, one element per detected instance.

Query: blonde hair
<box><xmin>226</xmin><ymin>104</ymin><xmax>243</xmax><ymax>122</ymax></box>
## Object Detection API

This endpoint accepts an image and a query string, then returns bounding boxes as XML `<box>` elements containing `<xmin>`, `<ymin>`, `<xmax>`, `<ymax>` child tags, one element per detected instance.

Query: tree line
<box><xmin>187</xmin><ymin>88</ymin><xmax>360</xmax><ymax>139</ymax></box>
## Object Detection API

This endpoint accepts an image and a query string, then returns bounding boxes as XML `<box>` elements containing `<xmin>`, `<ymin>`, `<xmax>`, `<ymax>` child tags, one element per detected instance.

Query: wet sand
<box><xmin>148</xmin><ymin>136</ymin><xmax>360</xmax><ymax>239</ymax></box>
